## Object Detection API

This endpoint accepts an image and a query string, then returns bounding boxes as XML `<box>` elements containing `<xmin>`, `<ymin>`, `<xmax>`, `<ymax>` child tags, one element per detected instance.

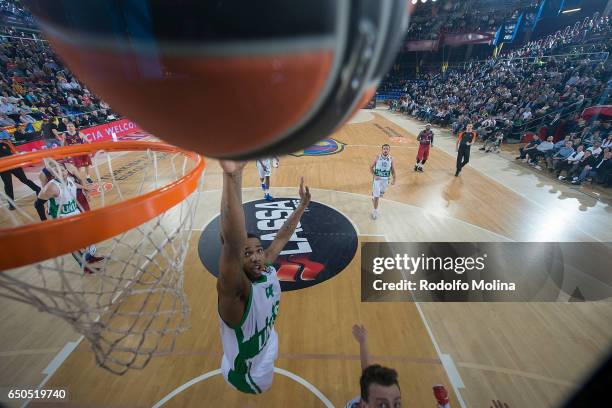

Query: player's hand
<box><xmin>352</xmin><ymin>324</ymin><xmax>367</xmax><ymax>344</ymax></box>
<box><xmin>391</xmin><ymin>177</ymin><xmax>396</xmax><ymax>185</ymax></box>
<box><xmin>490</xmin><ymin>400</ymin><xmax>509</xmax><ymax>408</ymax></box>
<box><xmin>298</xmin><ymin>177</ymin><xmax>311</xmax><ymax>208</ymax></box>
<box><xmin>219</xmin><ymin>160</ymin><xmax>247</xmax><ymax>175</ymax></box>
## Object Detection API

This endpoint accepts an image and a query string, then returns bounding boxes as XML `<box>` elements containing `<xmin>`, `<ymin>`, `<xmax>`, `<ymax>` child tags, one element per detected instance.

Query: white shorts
<box><xmin>372</xmin><ymin>177</ymin><xmax>389</xmax><ymax>198</ymax></box>
<box><xmin>221</xmin><ymin>329</ymin><xmax>278</xmax><ymax>394</ymax></box>
<box><xmin>256</xmin><ymin>160</ymin><xmax>272</xmax><ymax>179</ymax></box>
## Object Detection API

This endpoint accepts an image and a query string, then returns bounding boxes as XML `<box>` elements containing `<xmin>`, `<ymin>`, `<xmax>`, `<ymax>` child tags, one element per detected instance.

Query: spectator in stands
<box><xmin>566</xmin><ymin>149</ymin><xmax>596</xmax><ymax>180</ymax></box>
<box><xmin>0</xmin><ymin>112</ymin><xmax>14</xmax><ymax>126</ymax></box>
<box><xmin>528</xmin><ymin>135</ymin><xmax>555</xmax><ymax>169</ymax></box>
<box><xmin>552</xmin><ymin>135</ymin><xmax>572</xmax><ymax>152</ymax></box>
<box><xmin>587</xmin><ymin>140</ymin><xmax>603</xmax><ymax>157</ymax></box>
<box><xmin>557</xmin><ymin>145</ymin><xmax>585</xmax><ymax>179</ymax></box>
<box><xmin>572</xmin><ymin>150</ymin><xmax>612</xmax><ymax>185</ymax></box>
<box><xmin>40</xmin><ymin>116</ymin><xmax>60</xmax><ymax>148</ymax></box>
<box><xmin>0</xmin><ymin>96</ymin><xmax>18</xmax><ymax>121</ymax></box>
<box><xmin>600</xmin><ymin>121</ymin><xmax>610</xmax><ymax>138</ymax></box>
<box><xmin>602</xmin><ymin>133</ymin><xmax>612</xmax><ymax>149</ymax></box>
<box><xmin>66</xmin><ymin>93</ymin><xmax>79</xmax><ymax>107</ymax></box>
<box><xmin>18</xmin><ymin>112</ymin><xmax>35</xmax><ymax>124</ymax></box>
<box><xmin>516</xmin><ymin>135</ymin><xmax>540</xmax><ymax>160</ymax></box>
<box><xmin>80</xmin><ymin>114</ymin><xmax>92</xmax><ymax>127</ymax></box>
<box><xmin>57</xmin><ymin>116</ymin><xmax>68</xmax><ymax>133</ymax></box>
<box><xmin>547</xmin><ymin>140</ymin><xmax>575</xmax><ymax>171</ymax></box>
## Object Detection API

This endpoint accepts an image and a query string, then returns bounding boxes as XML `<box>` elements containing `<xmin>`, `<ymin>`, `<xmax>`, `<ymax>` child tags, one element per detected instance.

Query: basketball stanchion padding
<box><xmin>0</xmin><ymin>141</ymin><xmax>205</xmax><ymax>375</ymax></box>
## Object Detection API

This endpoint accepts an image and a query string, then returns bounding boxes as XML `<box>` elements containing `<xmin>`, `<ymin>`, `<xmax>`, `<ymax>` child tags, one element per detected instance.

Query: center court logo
<box><xmin>198</xmin><ymin>199</ymin><xmax>358</xmax><ymax>291</ymax></box>
<box><xmin>290</xmin><ymin>138</ymin><xmax>345</xmax><ymax>157</ymax></box>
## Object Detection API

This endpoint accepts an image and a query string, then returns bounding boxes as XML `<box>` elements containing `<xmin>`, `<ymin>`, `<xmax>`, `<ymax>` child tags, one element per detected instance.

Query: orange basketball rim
<box><xmin>0</xmin><ymin>141</ymin><xmax>205</xmax><ymax>270</ymax></box>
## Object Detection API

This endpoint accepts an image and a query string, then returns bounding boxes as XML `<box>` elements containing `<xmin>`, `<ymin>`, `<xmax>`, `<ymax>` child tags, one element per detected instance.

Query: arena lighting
<box><xmin>421</xmin><ymin>0</ymin><xmax>427</xmax><ymax>3</ymax></box>
<box><xmin>562</xmin><ymin>8</ymin><xmax>581</xmax><ymax>13</ymax></box>
<box><xmin>411</xmin><ymin>0</ymin><xmax>418</xmax><ymax>4</ymax></box>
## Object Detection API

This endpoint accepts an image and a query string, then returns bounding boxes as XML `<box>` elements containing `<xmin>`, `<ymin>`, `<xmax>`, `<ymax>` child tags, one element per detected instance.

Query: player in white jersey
<box><xmin>370</xmin><ymin>144</ymin><xmax>396</xmax><ymax>219</ymax></box>
<box><xmin>345</xmin><ymin>324</ymin><xmax>402</xmax><ymax>408</ymax></box>
<box><xmin>217</xmin><ymin>159</ymin><xmax>310</xmax><ymax>394</ymax></box>
<box><xmin>256</xmin><ymin>157</ymin><xmax>279</xmax><ymax>201</ymax></box>
<box><xmin>37</xmin><ymin>162</ymin><xmax>103</xmax><ymax>272</ymax></box>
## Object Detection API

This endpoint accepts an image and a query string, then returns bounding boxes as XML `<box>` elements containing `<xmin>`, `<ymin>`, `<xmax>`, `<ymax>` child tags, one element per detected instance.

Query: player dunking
<box><xmin>370</xmin><ymin>144</ymin><xmax>396</xmax><ymax>220</ymax></box>
<box><xmin>37</xmin><ymin>162</ymin><xmax>103</xmax><ymax>272</ymax></box>
<box><xmin>217</xmin><ymin>160</ymin><xmax>310</xmax><ymax>394</ymax></box>
<box><xmin>60</xmin><ymin>122</ymin><xmax>94</xmax><ymax>183</ymax></box>
<box><xmin>414</xmin><ymin>123</ymin><xmax>434</xmax><ymax>172</ymax></box>
<box><xmin>256</xmin><ymin>157</ymin><xmax>279</xmax><ymax>201</ymax></box>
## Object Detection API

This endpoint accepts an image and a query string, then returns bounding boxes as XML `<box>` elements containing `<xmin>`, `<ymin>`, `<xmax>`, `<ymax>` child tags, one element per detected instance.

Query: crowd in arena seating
<box><xmin>0</xmin><ymin>0</ymin><xmax>35</xmax><ymax>28</ymax></box>
<box><xmin>405</xmin><ymin>0</ymin><xmax>532</xmax><ymax>40</ymax></box>
<box><xmin>504</xmin><ymin>13</ymin><xmax>610</xmax><ymax>59</ymax></box>
<box><xmin>394</xmin><ymin>55</ymin><xmax>609</xmax><ymax>134</ymax></box>
<box><xmin>387</xmin><ymin>13</ymin><xmax>612</xmax><ymax>187</ymax></box>
<box><xmin>0</xmin><ymin>31</ymin><xmax>117</xmax><ymax>146</ymax></box>
<box><xmin>515</xmin><ymin>122</ymin><xmax>612</xmax><ymax>184</ymax></box>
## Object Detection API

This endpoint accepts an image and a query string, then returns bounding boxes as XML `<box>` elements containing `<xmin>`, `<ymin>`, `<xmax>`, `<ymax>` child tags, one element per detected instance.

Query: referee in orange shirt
<box><xmin>455</xmin><ymin>123</ymin><xmax>477</xmax><ymax>177</ymax></box>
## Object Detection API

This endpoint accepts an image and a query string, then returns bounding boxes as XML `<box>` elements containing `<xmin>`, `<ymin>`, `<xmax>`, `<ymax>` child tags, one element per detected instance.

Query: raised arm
<box><xmin>217</xmin><ymin>160</ymin><xmax>250</xmax><ymax>327</ymax></box>
<box><xmin>264</xmin><ymin>177</ymin><xmax>311</xmax><ymax>263</ymax></box>
<box><xmin>37</xmin><ymin>180</ymin><xmax>59</xmax><ymax>201</ymax></box>
<box><xmin>352</xmin><ymin>324</ymin><xmax>371</xmax><ymax>371</ymax></box>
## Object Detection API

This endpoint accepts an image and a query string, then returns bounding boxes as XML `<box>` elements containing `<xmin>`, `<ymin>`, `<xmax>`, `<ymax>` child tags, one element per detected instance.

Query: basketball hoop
<box><xmin>0</xmin><ymin>141</ymin><xmax>205</xmax><ymax>374</ymax></box>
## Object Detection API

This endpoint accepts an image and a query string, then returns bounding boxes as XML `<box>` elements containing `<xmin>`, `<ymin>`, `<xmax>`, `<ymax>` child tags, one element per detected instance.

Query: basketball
<box><xmin>23</xmin><ymin>0</ymin><xmax>408</xmax><ymax>159</ymax></box>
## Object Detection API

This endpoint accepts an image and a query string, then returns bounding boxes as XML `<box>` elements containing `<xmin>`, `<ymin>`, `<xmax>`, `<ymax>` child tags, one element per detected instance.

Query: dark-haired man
<box><xmin>455</xmin><ymin>123</ymin><xmax>477</xmax><ymax>177</ymax></box>
<box><xmin>346</xmin><ymin>324</ymin><xmax>402</xmax><ymax>408</ymax></box>
<box><xmin>415</xmin><ymin>124</ymin><xmax>434</xmax><ymax>172</ymax></box>
<box><xmin>371</xmin><ymin>144</ymin><xmax>396</xmax><ymax>219</ymax></box>
<box><xmin>216</xmin><ymin>160</ymin><xmax>310</xmax><ymax>394</ymax></box>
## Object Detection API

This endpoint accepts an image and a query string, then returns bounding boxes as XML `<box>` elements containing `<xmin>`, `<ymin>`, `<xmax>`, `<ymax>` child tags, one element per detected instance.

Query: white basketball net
<box><xmin>0</xmin><ymin>146</ymin><xmax>202</xmax><ymax>374</ymax></box>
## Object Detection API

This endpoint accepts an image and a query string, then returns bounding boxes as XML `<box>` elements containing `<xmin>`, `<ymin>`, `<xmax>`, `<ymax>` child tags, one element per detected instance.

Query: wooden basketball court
<box><xmin>1</xmin><ymin>109</ymin><xmax>611</xmax><ymax>407</ymax></box>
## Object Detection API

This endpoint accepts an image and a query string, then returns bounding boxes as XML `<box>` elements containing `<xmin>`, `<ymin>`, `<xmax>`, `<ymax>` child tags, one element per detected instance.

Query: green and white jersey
<box><xmin>220</xmin><ymin>265</ymin><xmax>281</xmax><ymax>394</ymax></box>
<box><xmin>373</xmin><ymin>154</ymin><xmax>393</xmax><ymax>178</ymax></box>
<box><xmin>48</xmin><ymin>177</ymin><xmax>80</xmax><ymax>219</ymax></box>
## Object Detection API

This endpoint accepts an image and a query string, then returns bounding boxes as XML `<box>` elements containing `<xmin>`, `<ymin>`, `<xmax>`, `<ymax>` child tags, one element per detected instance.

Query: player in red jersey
<box><xmin>59</xmin><ymin>122</ymin><xmax>94</xmax><ymax>183</ymax></box>
<box><xmin>415</xmin><ymin>123</ymin><xmax>434</xmax><ymax>172</ymax></box>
